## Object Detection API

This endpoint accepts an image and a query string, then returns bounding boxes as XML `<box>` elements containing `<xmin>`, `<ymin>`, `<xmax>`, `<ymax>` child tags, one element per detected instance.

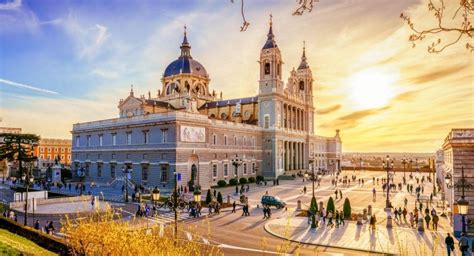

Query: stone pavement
<box><xmin>264</xmin><ymin>217</ymin><xmax>454</xmax><ymax>255</ymax></box>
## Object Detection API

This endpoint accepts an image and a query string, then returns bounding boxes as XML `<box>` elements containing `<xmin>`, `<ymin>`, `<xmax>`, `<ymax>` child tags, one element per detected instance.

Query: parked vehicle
<box><xmin>261</xmin><ymin>195</ymin><xmax>286</xmax><ymax>209</ymax></box>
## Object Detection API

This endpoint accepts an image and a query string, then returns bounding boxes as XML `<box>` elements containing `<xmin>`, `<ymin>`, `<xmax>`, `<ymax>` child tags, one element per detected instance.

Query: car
<box><xmin>261</xmin><ymin>195</ymin><xmax>286</xmax><ymax>209</ymax></box>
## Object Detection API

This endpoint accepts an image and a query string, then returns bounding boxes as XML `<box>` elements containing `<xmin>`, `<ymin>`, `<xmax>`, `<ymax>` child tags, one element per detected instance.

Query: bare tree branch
<box><xmin>293</xmin><ymin>0</ymin><xmax>320</xmax><ymax>16</ymax></box>
<box><xmin>401</xmin><ymin>0</ymin><xmax>474</xmax><ymax>53</ymax></box>
<box><xmin>230</xmin><ymin>0</ymin><xmax>250</xmax><ymax>32</ymax></box>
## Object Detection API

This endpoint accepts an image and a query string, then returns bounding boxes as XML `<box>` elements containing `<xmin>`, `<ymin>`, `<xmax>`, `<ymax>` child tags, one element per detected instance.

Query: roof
<box><xmin>145</xmin><ymin>99</ymin><xmax>176</xmax><ymax>109</ymax></box>
<box><xmin>200</xmin><ymin>96</ymin><xmax>258</xmax><ymax>109</ymax></box>
<box><xmin>163</xmin><ymin>57</ymin><xmax>208</xmax><ymax>77</ymax></box>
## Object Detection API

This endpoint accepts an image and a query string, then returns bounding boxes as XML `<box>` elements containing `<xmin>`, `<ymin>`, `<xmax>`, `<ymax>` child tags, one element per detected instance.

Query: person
<box><xmin>445</xmin><ymin>233</ymin><xmax>454</xmax><ymax>256</ymax></box>
<box><xmin>432</xmin><ymin>214</ymin><xmax>439</xmax><ymax>231</ymax></box>
<box><xmin>335</xmin><ymin>190</ymin><xmax>338</xmax><ymax>199</ymax></box>
<box><xmin>372</xmin><ymin>187</ymin><xmax>376</xmax><ymax>201</ymax></box>
<box><xmin>303</xmin><ymin>186</ymin><xmax>307</xmax><ymax>194</ymax></box>
<box><xmin>34</xmin><ymin>220</ymin><xmax>40</xmax><ymax>230</ymax></box>
<box><xmin>459</xmin><ymin>232</ymin><xmax>469</xmax><ymax>256</ymax></box>
<box><xmin>369</xmin><ymin>215</ymin><xmax>376</xmax><ymax>230</ymax></box>
<box><xmin>340</xmin><ymin>210</ymin><xmax>345</xmax><ymax>226</ymax></box>
<box><xmin>404</xmin><ymin>197</ymin><xmax>408</xmax><ymax>208</ymax></box>
<box><xmin>424</xmin><ymin>214</ymin><xmax>431</xmax><ymax>229</ymax></box>
<box><xmin>91</xmin><ymin>196</ymin><xmax>95</xmax><ymax>208</ymax></box>
<box><xmin>339</xmin><ymin>190</ymin><xmax>342</xmax><ymax>199</ymax></box>
<box><xmin>232</xmin><ymin>201</ymin><xmax>236</xmax><ymax>213</ymax></box>
<box><xmin>402</xmin><ymin>208</ymin><xmax>408</xmax><ymax>221</ymax></box>
<box><xmin>47</xmin><ymin>221</ymin><xmax>55</xmax><ymax>235</ymax></box>
<box><xmin>327</xmin><ymin>211</ymin><xmax>334</xmax><ymax>227</ymax></box>
<box><xmin>335</xmin><ymin>210</ymin><xmax>340</xmax><ymax>227</ymax></box>
<box><xmin>267</xmin><ymin>206</ymin><xmax>272</xmax><ymax>219</ymax></box>
<box><xmin>208</xmin><ymin>203</ymin><xmax>213</xmax><ymax>215</ymax></box>
<box><xmin>263</xmin><ymin>206</ymin><xmax>268</xmax><ymax>219</ymax></box>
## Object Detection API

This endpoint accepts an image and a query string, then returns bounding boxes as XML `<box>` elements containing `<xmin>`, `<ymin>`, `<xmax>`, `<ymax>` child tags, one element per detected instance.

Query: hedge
<box><xmin>0</xmin><ymin>217</ymin><xmax>70</xmax><ymax>255</ymax></box>
<box><xmin>229</xmin><ymin>178</ymin><xmax>238</xmax><ymax>186</ymax></box>
<box><xmin>326</xmin><ymin>197</ymin><xmax>335</xmax><ymax>214</ymax></box>
<box><xmin>217</xmin><ymin>192</ymin><xmax>223</xmax><ymax>204</ymax></box>
<box><xmin>343</xmin><ymin>198</ymin><xmax>352</xmax><ymax>219</ymax></box>
<box><xmin>217</xmin><ymin>180</ymin><xmax>227</xmax><ymax>187</ymax></box>
<box><xmin>239</xmin><ymin>177</ymin><xmax>248</xmax><ymax>184</ymax></box>
<box><xmin>256</xmin><ymin>175</ymin><xmax>264</xmax><ymax>182</ymax></box>
<box><xmin>248</xmin><ymin>177</ymin><xmax>256</xmax><ymax>183</ymax></box>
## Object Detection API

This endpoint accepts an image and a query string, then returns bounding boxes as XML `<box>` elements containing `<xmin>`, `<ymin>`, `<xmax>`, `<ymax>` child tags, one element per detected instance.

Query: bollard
<box><xmin>386</xmin><ymin>215</ymin><xmax>393</xmax><ymax>228</ymax></box>
<box><xmin>368</xmin><ymin>205</ymin><xmax>372</xmax><ymax>216</ymax></box>
<box><xmin>227</xmin><ymin>195</ymin><xmax>230</xmax><ymax>204</ymax></box>
<box><xmin>357</xmin><ymin>213</ymin><xmax>363</xmax><ymax>225</ymax></box>
<box><xmin>417</xmin><ymin>217</ymin><xmax>425</xmax><ymax>232</ymax></box>
<box><xmin>297</xmin><ymin>200</ymin><xmax>301</xmax><ymax>211</ymax></box>
<box><xmin>363</xmin><ymin>208</ymin><xmax>368</xmax><ymax>221</ymax></box>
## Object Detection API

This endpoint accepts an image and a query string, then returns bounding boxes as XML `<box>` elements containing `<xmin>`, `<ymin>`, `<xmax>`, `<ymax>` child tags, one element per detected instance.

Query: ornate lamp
<box><xmin>152</xmin><ymin>187</ymin><xmax>160</xmax><ymax>202</ymax></box>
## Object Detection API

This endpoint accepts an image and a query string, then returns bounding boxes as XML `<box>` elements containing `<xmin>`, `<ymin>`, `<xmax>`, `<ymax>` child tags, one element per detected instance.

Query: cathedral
<box><xmin>71</xmin><ymin>19</ymin><xmax>342</xmax><ymax>191</ymax></box>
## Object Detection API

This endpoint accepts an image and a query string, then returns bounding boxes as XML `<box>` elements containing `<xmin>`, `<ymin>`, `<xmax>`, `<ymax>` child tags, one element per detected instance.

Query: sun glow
<box><xmin>346</xmin><ymin>68</ymin><xmax>398</xmax><ymax>109</ymax></box>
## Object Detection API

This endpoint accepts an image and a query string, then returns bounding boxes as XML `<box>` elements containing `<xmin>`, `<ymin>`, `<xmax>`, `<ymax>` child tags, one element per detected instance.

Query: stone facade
<box><xmin>441</xmin><ymin>128</ymin><xmax>474</xmax><ymax>233</ymax></box>
<box><xmin>71</xmin><ymin>20</ymin><xmax>342</xmax><ymax>191</ymax></box>
<box><xmin>35</xmin><ymin>138</ymin><xmax>72</xmax><ymax>168</ymax></box>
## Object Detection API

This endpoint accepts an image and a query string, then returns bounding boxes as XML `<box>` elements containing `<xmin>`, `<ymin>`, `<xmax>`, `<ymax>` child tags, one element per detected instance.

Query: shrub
<box><xmin>239</xmin><ymin>177</ymin><xmax>248</xmax><ymax>184</ymax></box>
<box><xmin>248</xmin><ymin>177</ymin><xmax>256</xmax><ymax>183</ymax></box>
<box><xmin>217</xmin><ymin>180</ymin><xmax>227</xmax><ymax>187</ymax></box>
<box><xmin>256</xmin><ymin>175</ymin><xmax>264</xmax><ymax>182</ymax></box>
<box><xmin>229</xmin><ymin>178</ymin><xmax>238</xmax><ymax>186</ymax></box>
<box><xmin>343</xmin><ymin>198</ymin><xmax>351</xmax><ymax>219</ymax></box>
<box><xmin>205</xmin><ymin>190</ymin><xmax>212</xmax><ymax>205</ymax></box>
<box><xmin>309</xmin><ymin>197</ymin><xmax>318</xmax><ymax>214</ymax></box>
<box><xmin>326</xmin><ymin>197</ymin><xmax>335</xmax><ymax>214</ymax></box>
<box><xmin>217</xmin><ymin>192</ymin><xmax>223</xmax><ymax>204</ymax></box>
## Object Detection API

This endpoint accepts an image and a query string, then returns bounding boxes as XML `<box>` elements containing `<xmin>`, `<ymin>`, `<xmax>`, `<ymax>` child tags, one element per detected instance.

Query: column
<box><xmin>285</xmin><ymin>141</ymin><xmax>290</xmax><ymax>171</ymax></box>
<box><xmin>291</xmin><ymin>142</ymin><xmax>295</xmax><ymax>170</ymax></box>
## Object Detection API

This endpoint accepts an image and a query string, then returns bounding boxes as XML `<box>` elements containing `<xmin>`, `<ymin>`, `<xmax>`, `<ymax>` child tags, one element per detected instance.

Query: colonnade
<box><xmin>282</xmin><ymin>104</ymin><xmax>306</xmax><ymax>131</ymax></box>
<box><xmin>282</xmin><ymin>141</ymin><xmax>306</xmax><ymax>171</ymax></box>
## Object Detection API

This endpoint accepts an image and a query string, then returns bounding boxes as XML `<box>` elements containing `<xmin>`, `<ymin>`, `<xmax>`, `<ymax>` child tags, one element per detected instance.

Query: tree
<box><xmin>205</xmin><ymin>189</ymin><xmax>213</xmax><ymax>205</ymax></box>
<box><xmin>239</xmin><ymin>177</ymin><xmax>247</xmax><ymax>184</ymax></box>
<box><xmin>343</xmin><ymin>198</ymin><xmax>352</xmax><ymax>219</ymax></box>
<box><xmin>217</xmin><ymin>192</ymin><xmax>223</xmax><ymax>204</ymax></box>
<box><xmin>326</xmin><ymin>197</ymin><xmax>335</xmax><ymax>213</ymax></box>
<box><xmin>401</xmin><ymin>0</ymin><xmax>474</xmax><ymax>53</ymax></box>
<box><xmin>0</xmin><ymin>133</ymin><xmax>40</xmax><ymax>178</ymax></box>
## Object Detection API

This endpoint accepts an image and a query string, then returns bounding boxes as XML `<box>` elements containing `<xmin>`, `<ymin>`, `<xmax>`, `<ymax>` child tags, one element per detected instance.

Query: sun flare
<box><xmin>346</xmin><ymin>68</ymin><xmax>398</xmax><ymax>109</ymax></box>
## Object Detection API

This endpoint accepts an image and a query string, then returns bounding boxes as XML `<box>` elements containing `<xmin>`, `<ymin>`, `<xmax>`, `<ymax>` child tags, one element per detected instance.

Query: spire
<box><xmin>262</xmin><ymin>14</ymin><xmax>277</xmax><ymax>49</ymax></box>
<box><xmin>298</xmin><ymin>40</ymin><xmax>309</xmax><ymax>70</ymax></box>
<box><xmin>130</xmin><ymin>84</ymin><xmax>134</xmax><ymax>96</ymax></box>
<box><xmin>180</xmin><ymin>25</ymin><xmax>192</xmax><ymax>58</ymax></box>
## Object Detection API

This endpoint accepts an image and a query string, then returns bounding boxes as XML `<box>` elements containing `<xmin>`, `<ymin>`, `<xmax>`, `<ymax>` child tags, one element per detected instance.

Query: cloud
<box><xmin>392</xmin><ymin>90</ymin><xmax>421</xmax><ymax>102</ymax></box>
<box><xmin>408</xmin><ymin>64</ymin><xmax>469</xmax><ymax>84</ymax></box>
<box><xmin>316</xmin><ymin>104</ymin><xmax>341</xmax><ymax>115</ymax></box>
<box><xmin>321</xmin><ymin>106</ymin><xmax>390</xmax><ymax>129</ymax></box>
<box><xmin>0</xmin><ymin>78</ymin><xmax>59</xmax><ymax>95</ymax></box>
<box><xmin>91</xmin><ymin>68</ymin><xmax>119</xmax><ymax>79</ymax></box>
<box><xmin>0</xmin><ymin>0</ymin><xmax>21</xmax><ymax>10</ymax></box>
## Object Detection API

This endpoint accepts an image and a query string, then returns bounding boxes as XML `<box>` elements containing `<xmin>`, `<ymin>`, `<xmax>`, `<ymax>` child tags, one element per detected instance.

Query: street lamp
<box><xmin>409</xmin><ymin>159</ymin><xmax>413</xmax><ymax>177</ymax></box>
<box><xmin>454</xmin><ymin>166</ymin><xmax>472</xmax><ymax>234</ymax></box>
<box><xmin>359</xmin><ymin>158</ymin><xmax>362</xmax><ymax>172</ymax></box>
<box><xmin>232</xmin><ymin>155</ymin><xmax>243</xmax><ymax>193</ymax></box>
<box><xmin>193</xmin><ymin>189</ymin><xmax>202</xmax><ymax>204</ymax></box>
<box><xmin>22</xmin><ymin>143</ymin><xmax>37</xmax><ymax>226</ymax></box>
<box><xmin>122</xmin><ymin>165</ymin><xmax>132</xmax><ymax>203</ymax></box>
<box><xmin>152</xmin><ymin>187</ymin><xmax>160</xmax><ymax>203</ymax></box>
<box><xmin>382</xmin><ymin>155</ymin><xmax>394</xmax><ymax>210</ymax></box>
<box><xmin>402</xmin><ymin>157</ymin><xmax>407</xmax><ymax>184</ymax></box>
<box><xmin>415</xmin><ymin>158</ymin><xmax>419</xmax><ymax>174</ymax></box>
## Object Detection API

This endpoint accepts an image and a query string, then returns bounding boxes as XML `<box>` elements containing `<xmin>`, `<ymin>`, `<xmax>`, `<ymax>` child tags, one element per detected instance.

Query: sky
<box><xmin>0</xmin><ymin>0</ymin><xmax>472</xmax><ymax>152</ymax></box>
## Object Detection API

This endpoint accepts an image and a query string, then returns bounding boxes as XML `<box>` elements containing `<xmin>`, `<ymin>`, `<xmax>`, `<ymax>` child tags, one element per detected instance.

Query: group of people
<box><xmin>308</xmin><ymin>207</ymin><xmax>346</xmax><ymax>228</ymax></box>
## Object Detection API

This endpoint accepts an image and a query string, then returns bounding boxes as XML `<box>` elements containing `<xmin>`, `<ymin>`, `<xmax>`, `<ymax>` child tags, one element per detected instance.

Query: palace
<box><xmin>71</xmin><ymin>20</ymin><xmax>342</xmax><ymax>191</ymax></box>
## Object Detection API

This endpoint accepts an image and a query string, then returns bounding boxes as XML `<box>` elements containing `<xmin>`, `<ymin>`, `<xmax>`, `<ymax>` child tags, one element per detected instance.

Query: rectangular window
<box><xmin>98</xmin><ymin>154</ymin><xmax>102</xmax><ymax>160</ymax></box>
<box><xmin>112</xmin><ymin>153</ymin><xmax>116</xmax><ymax>159</ymax></box>
<box><xmin>142</xmin><ymin>165</ymin><xmax>149</xmax><ymax>181</ymax></box>
<box><xmin>61</xmin><ymin>148</ymin><xmax>65</xmax><ymax>153</ymax></box>
<box><xmin>110</xmin><ymin>165</ymin><xmax>116</xmax><ymax>178</ymax></box>
<box><xmin>161</xmin><ymin>129</ymin><xmax>168</xmax><ymax>143</ymax></box>
<box><xmin>161</xmin><ymin>166</ymin><xmax>168</xmax><ymax>182</ymax></box>
<box><xmin>87</xmin><ymin>136</ymin><xmax>91</xmax><ymax>147</ymax></box>
<box><xmin>243</xmin><ymin>163</ymin><xmax>247</xmax><ymax>175</ymax></box>
<box><xmin>143</xmin><ymin>130</ymin><xmax>149</xmax><ymax>144</ymax></box>
<box><xmin>112</xmin><ymin>133</ymin><xmax>117</xmax><ymax>145</ymax></box>
<box><xmin>224</xmin><ymin>136</ymin><xmax>227</xmax><ymax>145</ymax></box>
<box><xmin>126</xmin><ymin>132</ymin><xmax>132</xmax><ymax>145</ymax></box>
<box><xmin>97</xmin><ymin>164</ymin><xmax>102</xmax><ymax>178</ymax></box>
<box><xmin>224</xmin><ymin>164</ymin><xmax>228</xmax><ymax>177</ymax></box>
<box><xmin>234</xmin><ymin>165</ymin><xmax>238</xmax><ymax>176</ymax></box>
<box><xmin>99</xmin><ymin>134</ymin><xmax>103</xmax><ymax>146</ymax></box>
<box><xmin>85</xmin><ymin>165</ymin><xmax>90</xmax><ymax>177</ymax></box>
<box><xmin>264</xmin><ymin>115</ymin><xmax>270</xmax><ymax>129</ymax></box>
<box><xmin>76</xmin><ymin>136</ymin><xmax>80</xmax><ymax>147</ymax></box>
<box><xmin>40</xmin><ymin>154</ymin><xmax>44</xmax><ymax>159</ymax></box>
<box><xmin>48</xmin><ymin>148</ymin><xmax>51</xmax><ymax>153</ymax></box>
<box><xmin>40</xmin><ymin>147</ymin><xmax>44</xmax><ymax>153</ymax></box>
<box><xmin>212</xmin><ymin>165</ymin><xmax>217</xmax><ymax>178</ymax></box>
<box><xmin>213</xmin><ymin>134</ymin><xmax>217</xmax><ymax>145</ymax></box>
<box><xmin>252</xmin><ymin>163</ymin><xmax>256</xmax><ymax>173</ymax></box>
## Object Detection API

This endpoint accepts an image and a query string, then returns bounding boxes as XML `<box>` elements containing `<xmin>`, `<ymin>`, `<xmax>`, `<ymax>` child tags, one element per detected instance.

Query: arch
<box><xmin>299</xmin><ymin>81</ymin><xmax>305</xmax><ymax>90</ymax></box>
<box><xmin>264</xmin><ymin>62</ymin><xmax>270</xmax><ymax>75</ymax></box>
<box><xmin>220</xmin><ymin>113</ymin><xmax>228</xmax><ymax>120</ymax></box>
<box><xmin>166</xmin><ymin>83</ymin><xmax>178</xmax><ymax>95</ymax></box>
<box><xmin>209</xmin><ymin>114</ymin><xmax>216</xmax><ymax>119</ymax></box>
<box><xmin>188</xmin><ymin>154</ymin><xmax>199</xmax><ymax>191</ymax></box>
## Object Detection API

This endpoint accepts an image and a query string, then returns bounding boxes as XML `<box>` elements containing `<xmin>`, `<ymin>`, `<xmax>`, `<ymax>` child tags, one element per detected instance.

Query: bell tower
<box><xmin>296</xmin><ymin>41</ymin><xmax>315</xmax><ymax>134</ymax></box>
<box><xmin>259</xmin><ymin>14</ymin><xmax>284</xmax><ymax>95</ymax></box>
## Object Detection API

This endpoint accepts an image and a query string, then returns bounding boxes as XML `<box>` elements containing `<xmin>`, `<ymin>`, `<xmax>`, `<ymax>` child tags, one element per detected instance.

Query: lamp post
<box><xmin>382</xmin><ymin>155</ymin><xmax>394</xmax><ymax>210</ymax></box>
<box><xmin>173</xmin><ymin>171</ymin><xmax>178</xmax><ymax>241</ymax></box>
<box><xmin>359</xmin><ymin>157</ymin><xmax>362</xmax><ymax>172</ymax></box>
<box><xmin>232</xmin><ymin>155</ymin><xmax>243</xmax><ymax>193</ymax></box>
<box><xmin>455</xmin><ymin>166</ymin><xmax>471</xmax><ymax>234</ymax></box>
<box><xmin>122</xmin><ymin>165</ymin><xmax>132</xmax><ymax>203</ymax></box>
<box><xmin>402</xmin><ymin>157</ymin><xmax>407</xmax><ymax>184</ymax></box>
<box><xmin>415</xmin><ymin>158</ymin><xmax>419</xmax><ymax>174</ymax></box>
<box><xmin>22</xmin><ymin>143</ymin><xmax>37</xmax><ymax>226</ymax></box>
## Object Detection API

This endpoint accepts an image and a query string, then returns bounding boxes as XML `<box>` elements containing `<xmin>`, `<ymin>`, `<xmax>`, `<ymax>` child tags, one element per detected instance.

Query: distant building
<box><xmin>441</xmin><ymin>128</ymin><xmax>474</xmax><ymax>235</ymax></box>
<box><xmin>0</xmin><ymin>127</ymin><xmax>22</xmax><ymax>179</ymax></box>
<box><xmin>35</xmin><ymin>138</ymin><xmax>72</xmax><ymax>169</ymax></box>
<box><xmin>72</xmin><ymin>20</ymin><xmax>342</xmax><ymax>191</ymax></box>
<box><xmin>0</xmin><ymin>127</ymin><xmax>22</xmax><ymax>134</ymax></box>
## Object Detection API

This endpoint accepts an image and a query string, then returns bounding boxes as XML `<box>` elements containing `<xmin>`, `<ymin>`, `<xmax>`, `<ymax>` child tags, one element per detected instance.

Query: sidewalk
<box><xmin>264</xmin><ymin>217</ymin><xmax>452</xmax><ymax>255</ymax></box>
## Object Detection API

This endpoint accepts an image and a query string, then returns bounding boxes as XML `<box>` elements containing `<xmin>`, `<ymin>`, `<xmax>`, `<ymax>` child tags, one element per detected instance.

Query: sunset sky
<box><xmin>0</xmin><ymin>0</ymin><xmax>472</xmax><ymax>152</ymax></box>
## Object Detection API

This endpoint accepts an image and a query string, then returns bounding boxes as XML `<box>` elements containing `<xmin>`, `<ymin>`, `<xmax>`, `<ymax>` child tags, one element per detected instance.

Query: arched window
<box><xmin>224</xmin><ymin>135</ymin><xmax>228</xmax><ymax>145</ymax></box>
<box><xmin>264</xmin><ymin>62</ymin><xmax>270</xmax><ymax>75</ymax></box>
<box><xmin>299</xmin><ymin>81</ymin><xmax>305</xmax><ymax>90</ymax></box>
<box><xmin>221</xmin><ymin>113</ymin><xmax>227</xmax><ymax>120</ymax></box>
<box><xmin>166</xmin><ymin>83</ymin><xmax>178</xmax><ymax>95</ymax></box>
<box><xmin>210</xmin><ymin>114</ymin><xmax>216</xmax><ymax>119</ymax></box>
<box><xmin>277</xmin><ymin>63</ymin><xmax>280</xmax><ymax>76</ymax></box>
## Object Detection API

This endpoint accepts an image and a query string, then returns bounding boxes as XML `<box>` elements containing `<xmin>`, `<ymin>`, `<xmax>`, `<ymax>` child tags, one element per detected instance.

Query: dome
<box><xmin>164</xmin><ymin>56</ymin><xmax>208</xmax><ymax>77</ymax></box>
<box><xmin>163</xmin><ymin>29</ymin><xmax>208</xmax><ymax>78</ymax></box>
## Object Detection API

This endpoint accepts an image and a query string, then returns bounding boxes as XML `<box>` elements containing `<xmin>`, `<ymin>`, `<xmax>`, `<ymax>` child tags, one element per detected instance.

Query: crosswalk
<box><xmin>143</xmin><ymin>211</ymin><xmax>195</xmax><ymax>225</ymax></box>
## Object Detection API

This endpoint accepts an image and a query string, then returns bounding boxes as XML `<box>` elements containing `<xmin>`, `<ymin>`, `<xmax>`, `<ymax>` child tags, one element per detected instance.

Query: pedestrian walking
<box><xmin>404</xmin><ymin>197</ymin><xmax>408</xmax><ymax>208</ymax></box>
<box><xmin>327</xmin><ymin>211</ymin><xmax>334</xmax><ymax>227</ymax></box>
<box><xmin>424</xmin><ymin>214</ymin><xmax>431</xmax><ymax>229</ymax></box>
<box><xmin>372</xmin><ymin>187</ymin><xmax>376</xmax><ymax>201</ymax></box>
<box><xmin>432</xmin><ymin>214</ymin><xmax>439</xmax><ymax>231</ymax></box>
<box><xmin>263</xmin><ymin>206</ymin><xmax>267</xmax><ymax>219</ymax></box>
<box><xmin>335</xmin><ymin>190</ymin><xmax>338</xmax><ymax>199</ymax></box>
<box><xmin>445</xmin><ymin>233</ymin><xmax>455</xmax><ymax>256</ymax></box>
<box><xmin>303</xmin><ymin>186</ymin><xmax>307</xmax><ymax>194</ymax></box>
<box><xmin>232</xmin><ymin>201</ymin><xmax>236</xmax><ymax>213</ymax></box>
<box><xmin>34</xmin><ymin>220</ymin><xmax>40</xmax><ymax>230</ymax></box>
<box><xmin>369</xmin><ymin>215</ymin><xmax>376</xmax><ymax>230</ymax></box>
<box><xmin>335</xmin><ymin>210</ymin><xmax>340</xmax><ymax>227</ymax></box>
<box><xmin>339</xmin><ymin>190</ymin><xmax>342</xmax><ymax>199</ymax></box>
<box><xmin>459</xmin><ymin>232</ymin><xmax>469</xmax><ymax>256</ymax></box>
<box><xmin>340</xmin><ymin>210</ymin><xmax>345</xmax><ymax>226</ymax></box>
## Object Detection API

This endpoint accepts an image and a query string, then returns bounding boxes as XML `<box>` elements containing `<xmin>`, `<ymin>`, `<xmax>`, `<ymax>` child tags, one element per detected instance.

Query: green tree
<box><xmin>326</xmin><ymin>197</ymin><xmax>335</xmax><ymax>213</ymax></box>
<box><xmin>205</xmin><ymin>189</ymin><xmax>212</xmax><ymax>205</ymax></box>
<box><xmin>217</xmin><ymin>192</ymin><xmax>223</xmax><ymax>204</ymax></box>
<box><xmin>343</xmin><ymin>198</ymin><xmax>352</xmax><ymax>219</ymax></box>
<box><xmin>0</xmin><ymin>133</ymin><xmax>40</xmax><ymax>178</ymax></box>
<box><xmin>309</xmin><ymin>197</ymin><xmax>318</xmax><ymax>214</ymax></box>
